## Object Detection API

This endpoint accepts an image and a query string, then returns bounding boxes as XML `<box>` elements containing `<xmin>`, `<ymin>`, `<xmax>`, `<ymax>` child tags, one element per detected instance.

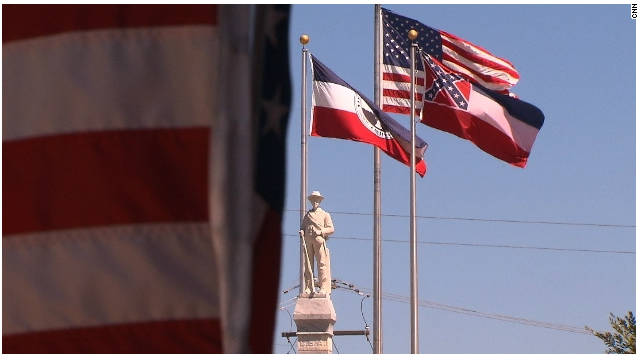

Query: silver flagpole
<box><xmin>408</xmin><ymin>30</ymin><xmax>419</xmax><ymax>354</ymax></box>
<box><xmin>299</xmin><ymin>34</ymin><xmax>310</xmax><ymax>295</ymax></box>
<box><xmin>373</xmin><ymin>4</ymin><xmax>383</xmax><ymax>354</ymax></box>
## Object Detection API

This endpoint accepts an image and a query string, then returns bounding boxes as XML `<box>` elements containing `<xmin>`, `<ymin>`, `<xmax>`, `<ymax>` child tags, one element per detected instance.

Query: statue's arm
<box><xmin>322</xmin><ymin>213</ymin><xmax>335</xmax><ymax>237</ymax></box>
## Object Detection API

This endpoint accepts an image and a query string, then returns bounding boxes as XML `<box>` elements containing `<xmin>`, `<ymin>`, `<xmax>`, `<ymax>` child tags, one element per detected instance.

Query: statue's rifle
<box><xmin>299</xmin><ymin>230</ymin><xmax>316</xmax><ymax>293</ymax></box>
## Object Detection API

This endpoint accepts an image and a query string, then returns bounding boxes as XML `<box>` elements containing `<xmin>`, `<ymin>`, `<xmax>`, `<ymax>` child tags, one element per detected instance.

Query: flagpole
<box><xmin>373</xmin><ymin>4</ymin><xmax>383</xmax><ymax>354</ymax></box>
<box><xmin>408</xmin><ymin>29</ymin><xmax>419</xmax><ymax>354</ymax></box>
<box><xmin>300</xmin><ymin>34</ymin><xmax>309</xmax><ymax>295</ymax></box>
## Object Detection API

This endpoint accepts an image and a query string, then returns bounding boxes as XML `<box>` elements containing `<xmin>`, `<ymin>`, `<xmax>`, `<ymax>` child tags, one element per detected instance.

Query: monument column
<box><xmin>293</xmin><ymin>292</ymin><xmax>336</xmax><ymax>353</ymax></box>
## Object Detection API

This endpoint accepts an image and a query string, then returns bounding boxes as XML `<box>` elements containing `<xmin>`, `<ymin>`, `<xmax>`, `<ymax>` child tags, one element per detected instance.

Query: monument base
<box><xmin>293</xmin><ymin>293</ymin><xmax>336</xmax><ymax>354</ymax></box>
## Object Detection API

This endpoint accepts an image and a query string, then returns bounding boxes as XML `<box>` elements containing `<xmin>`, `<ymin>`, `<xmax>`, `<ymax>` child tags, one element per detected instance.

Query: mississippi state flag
<box><xmin>310</xmin><ymin>55</ymin><xmax>427</xmax><ymax>176</ymax></box>
<box><xmin>3</xmin><ymin>4</ymin><xmax>290</xmax><ymax>353</ymax></box>
<box><xmin>420</xmin><ymin>53</ymin><xmax>544</xmax><ymax>168</ymax></box>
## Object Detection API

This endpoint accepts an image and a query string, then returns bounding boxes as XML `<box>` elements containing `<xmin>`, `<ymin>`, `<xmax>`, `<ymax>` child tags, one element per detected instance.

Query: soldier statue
<box><xmin>299</xmin><ymin>191</ymin><xmax>335</xmax><ymax>294</ymax></box>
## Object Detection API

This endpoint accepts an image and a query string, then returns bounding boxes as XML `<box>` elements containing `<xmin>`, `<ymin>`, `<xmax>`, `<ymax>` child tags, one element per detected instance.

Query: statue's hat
<box><xmin>307</xmin><ymin>190</ymin><xmax>324</xmax><ymax>202</ymax></box>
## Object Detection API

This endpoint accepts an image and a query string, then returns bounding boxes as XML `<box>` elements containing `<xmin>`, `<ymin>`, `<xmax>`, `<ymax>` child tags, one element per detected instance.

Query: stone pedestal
<box><xmin>293</xmin><ymin>293</ymin><xmax>337</xmax><ymax>354</ymax></box>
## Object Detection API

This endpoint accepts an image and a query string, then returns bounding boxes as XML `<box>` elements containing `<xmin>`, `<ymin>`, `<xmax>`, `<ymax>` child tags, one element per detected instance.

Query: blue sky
<box><xmin>273</xmin><ymin>4</ymin><xmax>636</xmax><ymax>354</ymax></box>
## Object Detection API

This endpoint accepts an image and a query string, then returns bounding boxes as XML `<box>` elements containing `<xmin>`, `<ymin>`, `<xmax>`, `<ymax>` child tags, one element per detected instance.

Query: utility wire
<box><xmin>361</xmin><ymin>296</ymin><xmax>374</xmax><ymax>352</ymax></box>
<box><xmin>279</xmin><ymin>296</ymin><xmax>298</xmax><ymax>309</ymax></box>
<box><xmin>358</xmin><ymin>287</ymin><xmax>591</xmax><ymax>335</ymax></box>
<box><xmin>332</xmin><ymin>337</ymin><xmax>340</xmax><ymax>354</ymax></box>
<box><xmin>278</xmin><ymin>292</ymin><xmax>588</xmax><ymax>341</ymax></box>
<box><xmin>278</xmin><ymin>280</ymin><xmax>589</xmax><ymax>353</ymax></box>
<box><xmin>283</xmin><ymin>234</ymin><xmax>635</xmax><ymax>255</ymax></box>
<box><xmin>285</xmin><ymin>209</ymin><xmax>634</xmax><ymax>229</ymax></box>
<box><xmin>279</xmin><ymin>303</ymin><xmax>298</xmax><ymax>354</ymax></box>
<box><xmin>286</xmin><ymin>337</ymin><xmax>297</xmax><ymax>354</ymax></box>
<box><xmin>332</xmin><ymin>279</ymin><xmax>373</xmax><ymax>353</ymax></box>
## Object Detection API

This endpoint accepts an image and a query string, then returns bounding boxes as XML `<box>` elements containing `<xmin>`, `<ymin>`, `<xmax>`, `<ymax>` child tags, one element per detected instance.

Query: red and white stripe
<box><xmin>4</xmin><ymin>223</ymin><xmax>219</xmax><ymax>333</ymax></box>
<box><xmin>382</xmin><ymin>64</ymin><xmax>425</xmax><ymax>115</ymax></box>
<box><xmin>440</xmin><ymin>30</ymin><xmax>520</xmax><ymax>92</ymax></box>
<box><xmin>3</xmin><ymin>5</ymin><xmax>279</xmax><ymax>353</ymax></box>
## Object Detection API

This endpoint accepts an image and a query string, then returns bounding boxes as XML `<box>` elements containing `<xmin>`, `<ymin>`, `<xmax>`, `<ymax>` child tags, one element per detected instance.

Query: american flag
<box><xmin>382</xmin><ymin>7</ymin><xmax>520</xmax><ymax>115</ymax></box>
<box><xmin>3</xmin><ymin>4</ymin><xmax>290</xmax><ymax>353</ymax></box>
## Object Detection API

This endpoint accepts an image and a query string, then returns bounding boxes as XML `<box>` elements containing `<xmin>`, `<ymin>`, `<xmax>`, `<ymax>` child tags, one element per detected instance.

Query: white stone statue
<box><xmin>299</xmin><ymin>190</ymin><xmax>335</xmax><ymax>294</ymax></box>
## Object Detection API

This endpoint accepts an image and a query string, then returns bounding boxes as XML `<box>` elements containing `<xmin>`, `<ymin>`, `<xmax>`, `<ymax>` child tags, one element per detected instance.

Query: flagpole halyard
<box><xmin>300</xmin><ymin>34</ymin><xmax>309</xmax><ymax>295</ymax></box>
<box><xmin>408</xmin><ymin>29</ymin><xmax>419</xmax><ymax>354</ymax></box>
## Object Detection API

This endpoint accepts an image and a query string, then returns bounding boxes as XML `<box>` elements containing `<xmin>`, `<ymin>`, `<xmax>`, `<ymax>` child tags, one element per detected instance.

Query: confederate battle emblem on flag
<box><xmin>423</xmin><ymin>54</ymin><xmax>470</xmax><ymax>110</ymax></box>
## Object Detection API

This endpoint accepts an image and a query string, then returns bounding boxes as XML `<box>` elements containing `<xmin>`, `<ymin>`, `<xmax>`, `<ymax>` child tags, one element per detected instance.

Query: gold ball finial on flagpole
<box><xmin>300</xmin><ymin>34</ymin><xmax>310</xmax><ymax>45</ymax></box>
<box><xmin>408</xmin><ymin>29</ymin><xmax>418</xmax><ymax>41</ymax></box>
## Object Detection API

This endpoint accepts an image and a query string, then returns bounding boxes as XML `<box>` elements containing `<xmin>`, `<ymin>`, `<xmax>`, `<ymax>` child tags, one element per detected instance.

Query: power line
<box><xmin>285</xmin><ymin>209</ymin><xmax>634</xmax><ymax>229</ymax></box>
<box><xmin>279</xmin><ymin>280</ymin><xmax>590</xmax><ymax>341</ymax></box>
<box><xmin>358</xmin><ymin>287</ymin><xmax>591</xmax><ymax>335</ymax></box>
<box><xmin>283</xmin><ymin>234</ymin><xmax>635</xmax><ymax>255</ymax></box>
<box><xmin>276</xmin><ymin>280</ymin><xmax>590</xmax><ymax>355</ymax></box>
